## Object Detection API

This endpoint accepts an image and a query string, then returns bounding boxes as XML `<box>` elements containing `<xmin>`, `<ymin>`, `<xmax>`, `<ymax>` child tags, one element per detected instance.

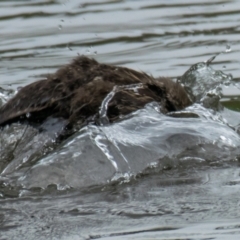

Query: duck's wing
<box><xmin>68</xmin><ymin>77</ymin><xmax>170</xmax><ymax>124</ymax></box>
<box><xmin>0</xmin><ymin>78</ymin><xmax>70</xmax><ymax>126</ymax></box>
<box><xmin>0</xmin><ymin>57</ymin><xmax>97</xmax><ymax>126</ymax></box>
<box><xmin>156</xmin><ymin>77</ymin><xmax>192</xmax><ymax>110</ymax></box>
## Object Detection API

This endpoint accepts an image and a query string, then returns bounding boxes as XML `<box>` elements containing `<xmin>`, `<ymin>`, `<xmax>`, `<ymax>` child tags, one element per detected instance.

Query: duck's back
<box><xmin>0</xmin><ymin>56</ymin><xmax>191</xmax><ymax>127</ymax></box>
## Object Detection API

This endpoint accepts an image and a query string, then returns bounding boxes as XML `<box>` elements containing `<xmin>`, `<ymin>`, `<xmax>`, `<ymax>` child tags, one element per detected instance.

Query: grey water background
<box><xmin>1</xmin><ymin>0</ymin><xmax>240</xmax><ymax>239</ymax></box>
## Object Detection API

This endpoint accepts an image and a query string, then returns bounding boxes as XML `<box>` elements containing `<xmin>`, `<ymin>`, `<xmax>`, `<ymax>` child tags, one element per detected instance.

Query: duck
<box><xmin>0</xmin><ymin>56</ymin><xmax>192</xmax><ymax>131</ymax></box>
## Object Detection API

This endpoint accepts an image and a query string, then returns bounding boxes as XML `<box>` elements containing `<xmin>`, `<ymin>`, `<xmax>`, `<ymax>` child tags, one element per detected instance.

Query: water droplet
<box><xmin>73</xmin><ymin>152</ymin><xmax>81</xmax><ymax>158</ymax></box>
<box><xmin>225</xmin><ymin>44</ymin><xmax>231</xmax><ymax>52</ymax></box>
<box><xmin>58</xmin><ymin>25</ymin><xmax>62</xmax><ymax>30</ymax></box>
<box><xmin>23</xmin><ymin>156</ymin><xmax>29</xmax><ymax>163</ymax></box>
<box><xmin>67</xmin><ymin>44</ymin><xmax>72</xmax><ymax>51</ymax></box>
<box><xmin>196</xmin><ymin>62</ymin><xmax>205</xmax><ymax>69</ymax></box>
<box><xmin>94</xmin><ymin>51</ymin><xmax>97</xmax><ymax>55</ymax></box>
<box><xmin>26</xmin><ymin>112</ymin><xmax>31</xmax><ymax>118</ymax></box>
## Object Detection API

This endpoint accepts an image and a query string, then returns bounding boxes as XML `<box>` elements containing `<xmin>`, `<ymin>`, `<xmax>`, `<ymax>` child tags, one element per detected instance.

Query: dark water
<box><xmin>1</xmin><ymin>0</ymin><xmax>240</xmax><ymax>239</ymax></box>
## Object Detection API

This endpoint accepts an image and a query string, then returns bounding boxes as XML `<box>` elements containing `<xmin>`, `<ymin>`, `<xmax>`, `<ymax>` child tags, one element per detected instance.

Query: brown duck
<box><xmin>0</xmin><ymin>56</ymin><xmax>191</xmax><ymax>129</ymax></box>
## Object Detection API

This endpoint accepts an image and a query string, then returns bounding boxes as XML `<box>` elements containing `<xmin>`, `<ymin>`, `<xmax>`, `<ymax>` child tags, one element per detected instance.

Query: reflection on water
<box><xmin>1</xmin><ymin>0</ymin><xmax>240</xmax><ymax>88</ymax></box>
<box><xmin>1</xmin><ymin>0</ymin><xmax>240</xmax><ymax>239</ymax></box>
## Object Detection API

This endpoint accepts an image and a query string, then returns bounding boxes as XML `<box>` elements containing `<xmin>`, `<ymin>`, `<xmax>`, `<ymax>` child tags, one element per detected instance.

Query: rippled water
<box><xmin>1</xmin><ymin>0</ymin><xmax>240</xmax><ymax>239</ymax></box>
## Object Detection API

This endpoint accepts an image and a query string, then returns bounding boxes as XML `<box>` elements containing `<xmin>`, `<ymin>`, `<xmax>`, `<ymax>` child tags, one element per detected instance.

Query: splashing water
<box><xmin>179</xmin><ymin>56</ymin><xmax>233</xmax><ymax>106</ymax></box>
<box><xmin>98</xmin><ymin>83</ymin><xmax>144</xmax><ymax>125</ymax></box>
<box><xmin>0</xmin><ymin>59</ymin><xmax>240</xmax><ymax>192</ymax></box>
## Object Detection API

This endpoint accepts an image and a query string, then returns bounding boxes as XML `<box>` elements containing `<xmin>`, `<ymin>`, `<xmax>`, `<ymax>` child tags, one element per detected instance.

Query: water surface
<box><xmin>1</xmin><ymin>0</ymin><xmax>240</xmax><ymax>239</ymax></box>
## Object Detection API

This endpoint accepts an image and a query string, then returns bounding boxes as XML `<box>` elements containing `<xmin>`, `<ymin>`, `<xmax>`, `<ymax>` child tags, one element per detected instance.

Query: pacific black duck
<box><xmin>0</xmin><ymin>56</ymin><xmax>192</xmax><ymax>129</ymax></box>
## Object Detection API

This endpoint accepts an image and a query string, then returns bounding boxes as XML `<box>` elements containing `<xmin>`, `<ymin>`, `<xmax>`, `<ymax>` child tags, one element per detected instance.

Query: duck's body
<box><xmin>0</xmin><ymin>56</ymin><xmax>191</xmax><ymax>129</ymax></box>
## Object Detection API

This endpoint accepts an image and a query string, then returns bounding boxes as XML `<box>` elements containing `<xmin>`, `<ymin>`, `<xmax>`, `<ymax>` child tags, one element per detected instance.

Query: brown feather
<box><xmin>0</xmin><ymin>56</ymin><xmax>192</xmax><ymax>127</ymax></box>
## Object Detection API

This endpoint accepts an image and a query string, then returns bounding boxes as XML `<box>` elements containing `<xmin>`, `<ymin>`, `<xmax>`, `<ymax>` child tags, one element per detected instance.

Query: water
<box><xmin>1</xmin><ymin>0</ymin><xmax>240</xmax><ymax>239</ymax></box>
